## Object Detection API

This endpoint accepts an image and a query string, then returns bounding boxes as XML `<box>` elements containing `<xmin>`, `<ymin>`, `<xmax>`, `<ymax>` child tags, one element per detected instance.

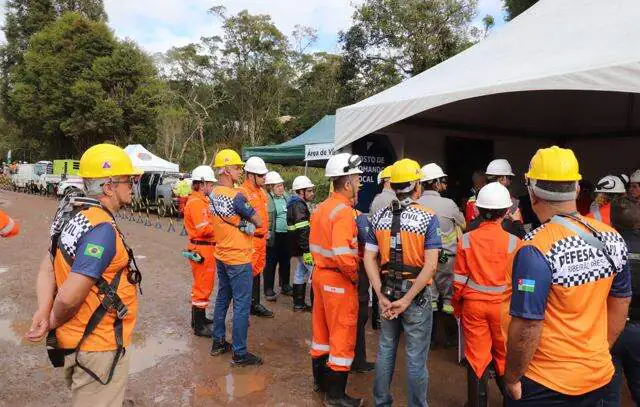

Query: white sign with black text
<box><xmin>304</xmin><ymin>143</ymin><xmax>334</xmax><ymax>161</ymax></box>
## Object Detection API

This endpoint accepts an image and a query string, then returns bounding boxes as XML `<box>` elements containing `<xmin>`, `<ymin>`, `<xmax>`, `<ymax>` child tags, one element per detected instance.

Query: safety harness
<box><xmin>46</xmin><ymin>195</ymin><xmax>142</xmax><ymax>385</ymax></box>
<box><xmin>379</xmin><ymin>200</ymin><xmax>425</xmax><ymax>303</ymax></box>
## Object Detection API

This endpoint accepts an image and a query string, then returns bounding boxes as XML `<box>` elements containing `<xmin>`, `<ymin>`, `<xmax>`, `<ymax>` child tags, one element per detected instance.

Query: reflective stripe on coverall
<box><xmin>452</xmin><ymin>221</ymin><xmax>520</xmax><ymax>377</ymax></box>
<box><xmin>587</xmin><ymin>203</ymin><xmax>612</xmax><ymax>226</ymax></box>
<box><xmin>309</xmin><ymin>193</ymin><xmax>359</xmax><ymax>372</ymax></box>
<box><xmin>0</xmin><ymin>209</ymin><xmax>19</xmax><ymax>237</ymax></box>
<box><xmin>184</xmin><ymin>190</ymin><xmax>216</xmax><ymax>308</ymax></box>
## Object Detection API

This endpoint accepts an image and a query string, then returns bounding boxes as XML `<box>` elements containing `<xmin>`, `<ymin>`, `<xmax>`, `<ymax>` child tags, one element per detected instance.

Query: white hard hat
<box><xmin>476</xmin><ymin>182</ymin><xmax>513</xmax><ymax>209</ymax></box>
<box><xmin>244</xmin><ymin>156</ymin><xmax>269</xmax><ymax>175</ymax></box>
<box><xmin>325</xmin><ymin>153</ymin><xmax>363</xmax><ymax>178</ymax></box>
<box><xmin>595</xmin><ymin>175</ymin><xmax>626</xmax><ymax>194</ymax></box>
<box><xmin>630</xmin><ymin>170</ymin><xmax>640</xmax><ymax>183</ymax></box>
<box><xmin>292</xmin><ymin>175</ymin><xmax>315</xmax><ymax>191</ymax></box>
<box><xmin>191</xmin><ymin>165</ymin><xmax>217</xmax><ymax>182</ymax></box>
<box><xmin>486</xmin><ymin>159</ymin><xmax>514</xmax><ymax>176</ymax></box>
<box><xmin>265</xmin><ymin>171</ymin><xmax>285</xmax><ymax>185</ymax></box>
<box><xmin>420</xmin><ymin>163</ymin><xmax>447</xmax><ymax>182</ymax></box>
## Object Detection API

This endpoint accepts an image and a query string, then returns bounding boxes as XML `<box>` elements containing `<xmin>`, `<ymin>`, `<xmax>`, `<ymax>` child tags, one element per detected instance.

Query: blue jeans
<box><xmin>212</xmin><ymin>260</ymin><xmax>253</xmax><ymax>356</ymax></box>
<box><xmin>293</xmin><ymin>256</ymin><xmax>312</xmax><ymax>284</ymax></box>
<box><xmin>374</xmin><ymin>290</ymin><xmax>432</xmax><ymax>407</ymax></box>
<box><xmin>506</xmin><ymin>375</ymin><xmax>613</xmax><ymax>406</ymax></box>
<box><xmin>603</xmin><ymin>320</ymin><xmax>640</xmax><ymax>406</ymax></box>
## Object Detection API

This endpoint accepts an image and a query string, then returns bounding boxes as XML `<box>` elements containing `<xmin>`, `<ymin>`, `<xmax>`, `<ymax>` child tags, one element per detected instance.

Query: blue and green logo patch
<box><xmin>517</xmin><ymin>278</ymin><xmax>535</xmax><ymax>293</ymax></box>
<box><xmin>84</xmin><ymin>243</ymin><xmax>105</xmax><ymax>259</ymax></box>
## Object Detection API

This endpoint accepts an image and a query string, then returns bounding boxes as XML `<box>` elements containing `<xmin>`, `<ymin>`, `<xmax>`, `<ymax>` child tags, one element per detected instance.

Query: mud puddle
<box><xmin>129</xmin><ymin>334</ymin><xmax>189</xmax><ymax>374</ymax></box>
<box><xmin>216</xmin><ymin>372</ymin><xmax>267</xmax><ymax>402</ymax></box>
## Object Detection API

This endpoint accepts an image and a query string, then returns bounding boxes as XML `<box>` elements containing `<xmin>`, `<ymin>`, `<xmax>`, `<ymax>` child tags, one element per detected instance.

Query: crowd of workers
<box><xmin>0</xmin><ymin>141</ymin><xmax>633</xmax><ymax>407</ymax></box>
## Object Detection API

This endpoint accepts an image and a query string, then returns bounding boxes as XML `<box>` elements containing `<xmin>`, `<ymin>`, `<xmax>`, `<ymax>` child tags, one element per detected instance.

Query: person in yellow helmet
<box><xmin>502</xmin><ymin>146</ymin><xmax>631</xmax><ymax>406</ymax></box>
<box><xmin>209</xmin><ymin>149</ymin><xmax>265</xmax><ymax>366</ymax></box>
<box><xmin>26</xmin><ymin>143</ymin><xmax>143</xmax><ymax>406</ymax></box>
<box><xmin>364</xmin><ymin>158</ymin><xmax>442</xmax><ymax>406</ymax></box>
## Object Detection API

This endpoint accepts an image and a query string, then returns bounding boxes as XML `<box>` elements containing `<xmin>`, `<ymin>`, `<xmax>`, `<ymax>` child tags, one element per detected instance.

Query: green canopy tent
<box><xmin>242</xmin><ymin>115</ymin><xmax>335</xmax><ymax>166</ymax></box>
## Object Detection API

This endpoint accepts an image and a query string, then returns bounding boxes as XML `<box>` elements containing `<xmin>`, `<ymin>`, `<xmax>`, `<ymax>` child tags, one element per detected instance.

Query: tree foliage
<box><xmin>338</xmin><ymin>0</ymin><xmax>478</xmax><ymax>102</ymax></box>
<box><xmin>504</xmin><ymin>0</ymin><xmax>538</xmax><ymax>21</ymax></box>
<box><xmin>6</xmin><ymin>12</ymin><xmax>161</xmax><ymax>156</ymax></box>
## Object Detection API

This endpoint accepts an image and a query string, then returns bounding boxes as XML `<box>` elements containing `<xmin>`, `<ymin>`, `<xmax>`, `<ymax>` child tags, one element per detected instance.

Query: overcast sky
<box><xmin>0</xmin><ymin>0</ymin><xmax>506</xmax><ymax>54</ymax></box>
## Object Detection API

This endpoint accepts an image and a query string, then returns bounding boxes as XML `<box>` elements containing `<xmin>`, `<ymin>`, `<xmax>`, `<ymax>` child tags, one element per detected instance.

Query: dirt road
<box><xmin>0</xmin><ymin>191</ymin><xmax>632</xmax><ymax>406</ymax></box>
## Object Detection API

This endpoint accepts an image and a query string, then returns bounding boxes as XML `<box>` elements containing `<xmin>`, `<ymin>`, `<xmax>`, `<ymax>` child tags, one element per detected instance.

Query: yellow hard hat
<box><xmin>525</xmin><ymin>146</ymin><xmax>582</xmax><ymax>181</ymax></box>
<box><xmin>214</xmin><ymin>149</ymin><xmax>244</xmax><ymax>168</ymax></box>
<box><xmin>390</xmin><ymin>159</ymin><xmax>423</xmax><ymax>184</ymax></box>
<box><xmin>79</xmin><ymin>144</ymin><xmax>142</xmax><ymax>179</ymax></box>
<box><xmin>379</xmin><ymin>165</ymin><xmax>393</xmax><ymax>180</ymax></box>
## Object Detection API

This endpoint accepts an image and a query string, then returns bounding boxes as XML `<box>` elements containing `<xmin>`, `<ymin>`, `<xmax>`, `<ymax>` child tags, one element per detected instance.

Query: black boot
<box><xmin>323</xmin><ymin>369</ymin><xmax>363</xmax><ymax>407</ymax></box>
<box><xmin>281</xmin><ymin>284</ymin><xmax>294</xmax><ymax>297</ymax></box>
<box><xmin>251</xmin><ymin>276</ymin><xmax>275</xmax><ymax>317</ymax></box>
<box><xmin>466</xmin><ymin>365</ymin><xmax>488</xmax><ymax>407</ymax></box>
<box><xmin>191</xmin><ymin>307</ymin><xmax>213</xmax><ymax>328</ymax></box>
<box><xmin>192</xmin><ymin>306</ymin><xmax>213</xmax><ymax>337</ymax></box>
<box><xmin>312</xmin><ymin>355</ymin><xmax>329</xmax><ymax>393</ymax></box>
<box><xmin>293</xmin><ymin>283</ymin><xmax>312</xmax><ymax>312</ymax></box>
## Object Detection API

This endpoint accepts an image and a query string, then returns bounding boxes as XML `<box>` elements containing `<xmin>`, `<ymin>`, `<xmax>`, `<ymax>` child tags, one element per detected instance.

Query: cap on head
<box><xmin>191</xmin><ymin>165</ymin><xmax>217</xmax><ymax>182</ymax></box>
<box><xmin>214</xmin><ymin>149</ymin><xmax>244</xmax><ymax>168</ymax></box>
<box><xmin>420</xmin><ymin>163</ymin><xmax>447</xmax><ymax>182</ymax></box>
<box><xmin>595</xmin><ymin>175</ymin><xmax>626</xmax><ymax>194</ymax></box>
<box><xmin>525</xmin><ymin>146</ymin><xmax>581</xmax><ymax>181</ymax></box>
<box><xmin>325</xmin><ymin>153</ymin><xmax>363</xmax><ymax>178</ymax></box>
<box><xmin>265</xmin><ymin>171</ymin><xmax>285</xmax><ymax>185</ymax></box>
<box><xmin>79</xmin><ymin>144</ymin><xmax>143</xmax><ymax>179</ymax></box>
<box><xmin>476</xmin><ymin>182</ymin><xmax>513</xmax><ymax>209</ymax></box>
<box><xmin>292</xmin><ymin>175</ymin><xmax>315</xmax><ymax>191</ymax></box>
<box><xmin>486</xmin><ymin>159</ymin><xmax>514</xmax><ymax>177</ymax></box>
<box><xmin>244</xmin><ymin>156</ymin><xmax>269</xmax><ymax>175</ymax></box>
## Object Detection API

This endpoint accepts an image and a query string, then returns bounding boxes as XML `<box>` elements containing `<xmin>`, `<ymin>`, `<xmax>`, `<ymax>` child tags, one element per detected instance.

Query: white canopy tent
<box><xmin>334</xmin><ymin>0</ymin><xmax>640</xmax><ymax>150</ymax></box>
<box><xmin>124</xmin><ymin>144</ymin><xmax>179</xmax><ymax>173</ymax></box>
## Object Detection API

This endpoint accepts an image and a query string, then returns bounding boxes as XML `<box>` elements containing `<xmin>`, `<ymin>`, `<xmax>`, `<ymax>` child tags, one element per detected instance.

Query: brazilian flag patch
<box><xmin>84</xmin><ymin>243</ymin><xmax>105</xmax><ymax>259</ymax></box>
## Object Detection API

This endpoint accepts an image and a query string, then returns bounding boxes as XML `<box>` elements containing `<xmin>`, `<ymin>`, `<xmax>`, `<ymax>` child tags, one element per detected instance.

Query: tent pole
<box><xmin>305</xmin><ymin>161</ymin><xmax>308</xmax><ymax>176</ymax></box>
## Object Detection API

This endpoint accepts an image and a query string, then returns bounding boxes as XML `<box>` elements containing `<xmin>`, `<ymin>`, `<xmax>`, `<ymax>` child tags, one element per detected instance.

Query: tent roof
<box><xmin>334</xmin><ymin>0</ymin><xmax>640</xmax><ymax>149</ymax></box>
<box><xmin>242</xmin><ymin>115</ymin><xmax>335</xmax><ymax>164</ymax></box>
<box><xmin>124</xmin><ymin>144</ymin><xmax>179</xmax><ymax>173</ymax></box>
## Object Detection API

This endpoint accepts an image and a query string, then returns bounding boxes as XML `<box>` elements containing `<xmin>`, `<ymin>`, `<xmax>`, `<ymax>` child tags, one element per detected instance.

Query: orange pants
<box><xmin>251</xmin><ymin>236</ymin><xmax>267</xmax><ymax>276</ymax></box>
<box><xmin>189</xmin><ymin>244</ymin><xmax>216</xmax><ymax>308</ymax></box>
<box><xmin>461</xmin><ymin>299</ymin><xmax>505</xmax><ymax>378</ymax></box>
<box><xmin>310</xmin><ymin>268</ymin><xmax>358</xmax><ymax>372</ymax></box>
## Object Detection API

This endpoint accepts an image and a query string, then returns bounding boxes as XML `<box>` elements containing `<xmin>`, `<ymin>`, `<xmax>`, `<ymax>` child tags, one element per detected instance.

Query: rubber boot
<box><xmin>293</xmin><ymin>283</ymin><xmax>312</xmax><ymax>312</ymax></box>
<box><xmin>323</xmin><ymin>369</ymin><xmax>363</xmax><ymax>407</ymax></box>
<box><xmin>191</xmin><ymin>307</ymin><xmax>213</xmax><ymax>328</ymax></box>
<box><xmin>466</xmin><ymin>365</ymin><xmax>488</xmax><ymax>407</ymax></box>
<box><xmin>312</xmin><ymin>355</ymin><xmax>329</xmax><ymax>393</ymax></box>
<box><xmin>250</xmin><ymin>276</ymin><xmax>274</xmax><ymax>318</ymax></box>
<box><xmin>192</xmin><ymin>306</ymin><xmax>213</xmax><ymax>337</ymax></box>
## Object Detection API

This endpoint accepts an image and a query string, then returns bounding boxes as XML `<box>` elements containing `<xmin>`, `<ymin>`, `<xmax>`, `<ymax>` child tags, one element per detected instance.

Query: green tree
<box><xmin>504</xmin><ymin>0</ymin><xmax>538</xmax><ymax>20</ymax></box>
<box><xmin>338</xmin><ymin>0</ymin><xmax>478</xmax><ymax>101</ymax></box>
<box><xmin>7</xmin><ymin>12</ymin><xmax>161</xmax><ymax>156</ymax></box>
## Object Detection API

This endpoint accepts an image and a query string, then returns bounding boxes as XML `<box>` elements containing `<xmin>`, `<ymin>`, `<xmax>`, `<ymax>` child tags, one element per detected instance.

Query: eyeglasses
<box><xmin>109</xmin><ymin>177</ymin><xmax>134</xmax><ymax>188</ymax></box>
<box><xmin>342</xmin><ymin>155</ymin><xmax>363</xmax><ymax>173</ymax></box>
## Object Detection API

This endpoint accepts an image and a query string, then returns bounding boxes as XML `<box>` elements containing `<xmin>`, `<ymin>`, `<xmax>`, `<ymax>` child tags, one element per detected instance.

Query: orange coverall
<box><xmin>309</xmin><ymin>193</ymin><xmax>359</xmax><ymax>372</ymax></box>
<box><xmin>239</xmin><ymin>181</ymin><xmax>269</xmax><ymax>276</ymax></box>
<box><xmin>587</xmin><ymin>202</ymin><xmax>612</xmax><ymax>226</ymax></box>
<box><xmin>452</xmin><ymin>220</ymin><xmax>520</xmax><ymax>378</ymax></box>
<box><xmin>183</xmin><ymin>190</ymin><xmax>216</xmax><ymax>309</ymax></box>
<box><xmin>0</xmin><ymin>210</ymin><xmax>19</xmax><ymax>238</ymax></box>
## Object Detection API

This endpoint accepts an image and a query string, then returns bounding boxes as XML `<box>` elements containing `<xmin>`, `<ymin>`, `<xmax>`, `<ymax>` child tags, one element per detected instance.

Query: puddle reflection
<box><xmin>129</xmin><ymin>335</ymin><xmax>188</xmax><ymax>374</ymax></box>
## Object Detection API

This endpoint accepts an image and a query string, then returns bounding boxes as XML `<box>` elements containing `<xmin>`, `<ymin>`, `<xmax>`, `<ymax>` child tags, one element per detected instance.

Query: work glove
<box><xmin>303</xmin><ymin>252</ymin><xmax>314</xmax><ymax>266</ymax></box>
<box><xmin>239</xmin><ymin>221</ymin><xmax>256</xmax><ymax>236</ymax></box>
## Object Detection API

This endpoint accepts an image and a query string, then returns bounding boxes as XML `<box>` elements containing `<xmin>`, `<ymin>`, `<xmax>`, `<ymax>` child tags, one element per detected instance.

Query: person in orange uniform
<box><xmin>26</xmin><ymin>144</ymin><xmax>143</xmax><ymax>406</ymax></box>
<box><xmin>364</xmin><ymin>159</ymin><xmax>441</xmax><ymax>407</ymax></box>
<box><xmin>0</xmin><ymin>209</ymin><xmax>19</xmax><ymax>237</ymax></box>
<box><xmin>183</xmin><ymin>165</ymin><xmax>218</xmax><ymax>337</ymax></box>
<box><xmin>239</xmin><ymin>156</ymin><xmax>274</xmax><ymax>318</ymax></box>
<box><xmin>209</xmin><ymin>149</ymin><xmax>264</xmax><ymax>366</ymax></box>
<box><xmin>453</xmin><ymin>182</ymin><xmax>521</xmax><ymax>407</ymax></box>
<box><xmin>587</xmin><ymin>175</ymin><xmax>626</xmax><ymax>226</ymax></box>
<box><xmin>502</xmin><ymin>146</ymin><xmax>631</xmax><ymax>406</ymax></box>
<box><xmin>309</xmin><ymin>153</ymin><xmax>363</xmax><ymax>406</ymax></box>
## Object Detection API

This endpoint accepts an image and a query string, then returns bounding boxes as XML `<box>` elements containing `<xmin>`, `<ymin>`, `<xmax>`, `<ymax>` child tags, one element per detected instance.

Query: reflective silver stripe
<box><xmin>593</xmin><ymin>207</ymin><xmax>602</xmax><ymax>221</ymax></box>
<box><xmin>629</xmin><ymin>253</ymin><xmax>640</xmax><ymax>261</ymax></box>
<box><xmin>0</xmin><ymin>218</ymin><xmax>15</xmax><ymax>236</ymax></box>
<box><xmin>364</xmin><ymin>243</ymin><xmax>379</xmax><ymax>252</ymax></box>
<box><xmin>333</xmin><ymin>246</ymin><xmax>358</xmax><ymax>256</ymax></box>
<box><xmin>310</xmin><ymin>244</ymin><xmax>333</xmax><ymax>257</ymax></box>
<box><xmin>310</xmin><ymin>244</ymin><xmax>357</xmax><ymax>257</ymax></box>
<box><xmin>323</xmin><ymin>285</ymin><xmax>345</xmax><ymax>294</ymax></box>
<box><xmin>312</xmin><ymin>342</ymin><xmax>330</xmax><ymax>352</ymax></box>
<box><xmin>328</xmin><ymin>355</ymin><xmax>353</xmax><ymax>367</ymax></box>
<box><xmin>195</xmin><ymin>221</ymin><xmax>209</xmax><ymax>229</ymax></box>
<box><xmin>461</xmin><ymin>233</ymin><xmax>470</xmax><ymax>249</ymax></box>
<box><xmin>466</xmin><ymin>277</ymin><xmax>505</xmax><ymax>293</ymax></box>
<box><xmin>507</xmin><ymin>234</ymin><xmax>517</xmax><ymax>253</ymax></box>
<box><xmin>329</xmin><ymin>203</ymin><xmax>347</xmax><ymax>220</ymax></box>
<box><xmin>453</xmin><ymin>273</ymin><xmax>468</xmax><ymax>284</ymax></box>
<box><xmin>192</xmin><ymin>300</ymin><xmax>209</xmax><ymax>307</ymax></box>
